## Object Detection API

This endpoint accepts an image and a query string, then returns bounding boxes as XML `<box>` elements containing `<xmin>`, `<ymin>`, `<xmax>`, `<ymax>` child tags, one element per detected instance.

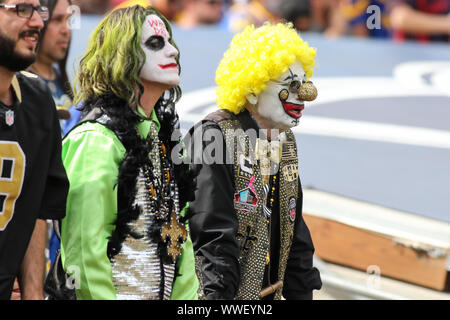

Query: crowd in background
<box><xmin>70</xmin><ymin>0</ymin><xmax>450</xmax><ymax>43</ymax></box>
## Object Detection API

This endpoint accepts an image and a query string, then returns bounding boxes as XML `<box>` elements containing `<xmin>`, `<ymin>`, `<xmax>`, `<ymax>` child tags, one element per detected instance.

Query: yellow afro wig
<box><xmin>216</xmin><ymin>23</ymin><xmax>317</xmax><ymax>114</ymax></box>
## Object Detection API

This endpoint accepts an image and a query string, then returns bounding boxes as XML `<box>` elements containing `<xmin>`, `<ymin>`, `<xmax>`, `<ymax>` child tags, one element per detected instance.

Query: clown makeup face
<box><xmin>249</xmin><ymin>61</ymin><xmax>307</xmax><ymax>130</ymax></box>
<box><xmin>139</xmin><ymin>14</ymin><xmax>180</xmax><ymax>88</ymax></box>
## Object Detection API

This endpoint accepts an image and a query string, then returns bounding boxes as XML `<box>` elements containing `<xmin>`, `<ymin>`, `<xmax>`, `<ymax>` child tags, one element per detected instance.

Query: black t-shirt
<box><xmin>0</xmin><ymin>72</ymin><xmax>69</xmax><ymax>299</ymax></box>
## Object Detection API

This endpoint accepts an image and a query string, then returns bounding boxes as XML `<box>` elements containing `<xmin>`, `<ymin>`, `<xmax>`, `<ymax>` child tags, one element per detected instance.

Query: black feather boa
<box><xmin>80</xmin><ymin>93</ymin><xmax>198</xmax><ymax>262</ymax></box>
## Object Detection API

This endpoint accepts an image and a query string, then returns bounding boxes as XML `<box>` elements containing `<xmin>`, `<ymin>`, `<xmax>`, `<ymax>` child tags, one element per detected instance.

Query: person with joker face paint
<box><xmin>185</xmin><ymin>23</ymin><xmax>322</xmax><ymax>300</ymax></box>
<box><xmin>57</xmin><ymin>6</ymin><xmax>198</xmax><ymax>300</ymax></box>
<box><xmin>140</xmin><ymin>13</ymin><xmax>180</xmax><ymax>89</ymax></box>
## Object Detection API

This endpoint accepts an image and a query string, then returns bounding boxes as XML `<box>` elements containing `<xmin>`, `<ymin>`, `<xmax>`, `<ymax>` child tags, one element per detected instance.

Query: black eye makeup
<box><xmin>145</xmin><ymin>35</ymin><xmax>165</xmax><ymax>51</ymax></box>
<box><xmin>288</xmin><ymin>80</ymin><xmax>301</xmax><ymax>93</ymax></box>
<box><xmin>271</xmin><ymin>68</ymin><xmax>307</xmax><ymax>93</ymax></box>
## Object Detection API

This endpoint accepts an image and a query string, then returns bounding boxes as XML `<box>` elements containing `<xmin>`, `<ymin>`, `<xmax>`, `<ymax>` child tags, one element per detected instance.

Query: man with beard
<box><xmin>0</xmin><ymin>0</ymin><xmax>69</xmax><ymax>300</ymax></box>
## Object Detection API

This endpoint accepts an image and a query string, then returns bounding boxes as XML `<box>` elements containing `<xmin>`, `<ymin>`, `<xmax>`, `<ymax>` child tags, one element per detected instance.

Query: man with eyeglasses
<box><xmin>0</xmin><ymin>0</ymin><xmax>69</xmax><ymax>300</ymax></box>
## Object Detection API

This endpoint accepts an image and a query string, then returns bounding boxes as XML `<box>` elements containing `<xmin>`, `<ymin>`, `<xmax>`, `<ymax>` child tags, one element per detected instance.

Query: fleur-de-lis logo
<box><xmin>161</xmin><ymin>211</ymin><xmax>187</xmax><ymax>262</ymax></box>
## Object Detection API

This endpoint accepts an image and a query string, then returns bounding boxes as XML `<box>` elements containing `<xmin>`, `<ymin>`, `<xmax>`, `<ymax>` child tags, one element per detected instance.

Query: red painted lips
<box><xmin>159</xmin><ymin>63</ymin><xmax>178</xmax><ymax>69</ymax></box>
<box><xmin>282</xmin><ymin>102</ymin><xmax>304</xmax><ymax>119</ymax></box>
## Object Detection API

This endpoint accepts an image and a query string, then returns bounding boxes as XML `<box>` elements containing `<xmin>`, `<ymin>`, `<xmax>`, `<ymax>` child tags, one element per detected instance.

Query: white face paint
<box><xmin>140</xmin><ymin>14</ymin><xmax>180</xmax><ymax>87</ymax></box>
<box><xmin>250</xmin><ymin>61</ymin><xmax>307</xmax><ymax>130</ymax></box>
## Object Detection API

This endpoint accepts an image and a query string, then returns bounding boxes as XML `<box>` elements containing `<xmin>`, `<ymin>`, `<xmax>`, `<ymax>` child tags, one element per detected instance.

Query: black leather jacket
<box><xmin>186</xmin><ymin>110</ymin><xmax>322</xmax><ymax>300</ymax></box>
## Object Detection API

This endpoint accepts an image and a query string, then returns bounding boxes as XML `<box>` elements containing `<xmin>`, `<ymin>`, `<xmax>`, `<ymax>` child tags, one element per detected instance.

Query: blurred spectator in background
<box><xmin>390</xmin><ymin>0</ymin><xmax>450</xmax><ymax>42</ymax></box>
<box><xmin>72</xmin><ymin>0</ymin><xmax>110</xmax><ymax>14</ymax></box>
<box><xmin>277</xmin><ymin>0</ymin><xmax>312</xmax><ymax>32</ymax></box>
<box><xmin>330</xmin><ymin>0</ymin><xmax>391</xmax><ymax>38</ymax></box>
<box><xmin>321</xmin><ymin>0</ymin><xmax>449</xmax><ymax>41</ymax></box>
<box><xmin>111</xmin><ymin>0</ymin><xmax>149</xmax><ymax>8</ymax></box>
<box><xmin>27</xmin><ymin>0</ymin><xmax>74</xmax><ymax>286</ymax></box>
<box><xmin>224</xmin><ymin>0</ymin><xmax>281</xmax><ymax>32</ymax></box>
<box><xmin>309</xmin><ymin>0</ymin><xmax>343</xmax><ymax>34</ymax></box>
<box><xmin>177</xmin><ymin>0</ymin><xmax>226</xmax><ymax>28</ymax></box>
<box><xmin>112</xmin><ymin>0</ymin><xmax>182</xmax><ymax>21</ymax></box>
<box><xmin>29</xmin><ymin>0</ymin><xmax>73</xmax><ymax>127</ymax></box>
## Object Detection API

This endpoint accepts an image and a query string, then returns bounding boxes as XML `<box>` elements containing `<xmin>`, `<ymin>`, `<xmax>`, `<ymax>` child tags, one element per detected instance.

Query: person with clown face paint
<box><xmin>58</xmin><ymin>6</ymin><xmax>198</xmax><ymax>300</ymax></box>
<box><xmin>186</xmin><ymin>23</ymin><xmax>322</xmax><ymax>300</ymax></box>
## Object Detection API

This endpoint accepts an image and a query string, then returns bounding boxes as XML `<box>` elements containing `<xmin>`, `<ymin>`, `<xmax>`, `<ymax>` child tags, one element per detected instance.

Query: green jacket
<box><xmin>60</xmin><ymin>110</ymin><xmax>198</xmax><ymax>300</ymax></box>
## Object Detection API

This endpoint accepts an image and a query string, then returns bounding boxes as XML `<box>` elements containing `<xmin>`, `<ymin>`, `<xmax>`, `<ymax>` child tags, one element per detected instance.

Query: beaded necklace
<box><xmin>262</xmin><ymin>157</ymin><xmax>279</xmax><ymax>266</ymax></box>
<box><xmin>143</xmin><ymin>124</ymin><xmax>186</xmax><ymax>263</ymax></box>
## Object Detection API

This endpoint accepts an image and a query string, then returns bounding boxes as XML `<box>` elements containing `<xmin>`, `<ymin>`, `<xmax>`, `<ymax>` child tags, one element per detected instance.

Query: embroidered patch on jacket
<box><xmin>238</xmin><ymin>153</ymin><xmax>253</xmax><ymax>180</ymax></box>
<box><xmin>282</xmin><ymin>142</ymin><xmax>297</xmax><ymax>161</ymax></box>
<box><xmin>234</xmin><ymin>179</ymin><xmax>258</xmax><ymax>214</ymax></box>
<box><xmin>282</xmin><ymin>163</ymin><xmax>298</xmax><ymax>182</ymax></box>
<box><xmin>289</xmin><ymin>197</ymin><xmax>296</xmax><ymax>222</ymax></box>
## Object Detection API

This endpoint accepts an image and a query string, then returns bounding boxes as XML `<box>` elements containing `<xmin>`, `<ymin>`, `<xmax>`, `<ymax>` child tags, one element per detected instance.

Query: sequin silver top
<box><xmin>110</xmin><ymin>122</ymin><xmax>177</xmax><ymax>300</ymax></box>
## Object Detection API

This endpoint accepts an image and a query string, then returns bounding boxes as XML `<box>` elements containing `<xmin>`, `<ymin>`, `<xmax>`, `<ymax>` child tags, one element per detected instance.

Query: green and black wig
<box><xmin>72</xmin><ymin>6</ymin><xmax>197</xmax><ymax>263</ymax></box>
<box><xmin>73</xmin><ymin>4</ymin><xmax>185</xmax><ymax>183</ymax></box>
<box><xmin>74</xmin><ymin>5</ymin><xmax>181</xmax><ymax>113</ymax></box>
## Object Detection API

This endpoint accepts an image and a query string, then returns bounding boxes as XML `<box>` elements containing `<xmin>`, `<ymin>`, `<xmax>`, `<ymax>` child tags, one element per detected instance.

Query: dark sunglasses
<box><xmin>0</xmin><ymin>3</ymin><xmax>49</xmax><ymax>21</ymax></box>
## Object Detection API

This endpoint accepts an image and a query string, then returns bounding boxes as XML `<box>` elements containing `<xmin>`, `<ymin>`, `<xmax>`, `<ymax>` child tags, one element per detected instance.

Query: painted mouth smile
<box><xmin>159</xmin><ymin>63</ymin><xmax>178</xmax><ymax>69</ymax></box>
<box><xmin>282</xmin><ymin>102</ymin><xmax>304</xmax><ymax>119</ymax></box>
